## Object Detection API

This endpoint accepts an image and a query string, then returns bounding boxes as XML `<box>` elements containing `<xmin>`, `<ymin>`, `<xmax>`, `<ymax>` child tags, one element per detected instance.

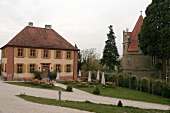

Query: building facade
<box><xmin>122</xmin><ymin>15</ymin><xmax>170</xmax><ymax>81</ymax></box>
<box><xmin>1</xmin><ymin>22</ymin><xmax>79</xmax><ymax>80</ymax></box>
<box><xmin>122</xmin><ymin>15</ymin><xmax>169</xmax><ymax>81</ymax></box>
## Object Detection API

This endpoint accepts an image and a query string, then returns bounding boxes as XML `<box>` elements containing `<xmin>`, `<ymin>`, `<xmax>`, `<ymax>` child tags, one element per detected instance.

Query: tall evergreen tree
<box><xmin>138</xmin><ymin>0</ymin><xmax>170</xmax><ymax>79</ymax></box>
<box><xmin>101</xmin><ymin>25</ymin><xmax>119</xmax><ymax>71</ymax></box>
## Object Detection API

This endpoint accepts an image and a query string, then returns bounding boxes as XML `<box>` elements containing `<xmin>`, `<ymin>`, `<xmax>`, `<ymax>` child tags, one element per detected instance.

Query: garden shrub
<box><xmin>117</xmin><ymin>74</ymin><xmax>124</xmax><ymax>86</ymax></box>
<box><xmin>34</xmin><ymin>71</ymin><xmax>42</xmax><ymax>80</ymax></box>
<box><xmin>123</xmin><ymin>75</ymin><xmax>130</xmax><ymax>88</ymax></box>
<box><xmin>141</xmin><ymin>77</ymin><xmax>149</xmax><ymax>93</ymax></box>
<box><xmin>117</xmin><ymin>100</ymin><xmax>123</xmax><ymax>107</ymax></box>
<box><xmin>93</xmin><ymin>86</ymin><xmax>100</xmax><ymax>95</ymax></box>
<box><xmin>51</xmin><ymin>70</ymin><xmax>57</xmax><ymax>79</ymax></box>
<box><xmin>162</xmin><ymin>82</ymin><xmax>170</xmax><ymax>98</ymax></box>
<box><xmin>130</xmin><ymin>75</ymin><xmax>137</xmax><ymax>90</ymax></box>
<box><xmin>66</xmin><ymin>85</ymin><xmax>73</xmax><ymax>92</ymax></box>
<box><xmin>154</xmin><ymin>80</ymin><xmax>163</xmax><ymax>96</ymax></box>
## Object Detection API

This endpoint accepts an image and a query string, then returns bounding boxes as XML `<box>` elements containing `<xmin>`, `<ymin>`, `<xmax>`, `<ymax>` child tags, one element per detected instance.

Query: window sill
<box><xmin>16</xmin><ymin>56</ymin><xmax>24</xmax><ymax>58</ymax></box>
<box><xmin>42</xmin><ymin>57</ymin><xmax>50</xmax><ymax>59</ymax></box>
<box><xmin>29</xmin><ymin>56</ymin><xmax>36</xmax><ymax>58</ymax></box>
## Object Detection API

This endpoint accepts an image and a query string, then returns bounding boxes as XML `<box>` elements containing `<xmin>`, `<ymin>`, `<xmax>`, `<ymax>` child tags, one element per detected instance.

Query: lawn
<box><xmin>60</xmin><ymin>81</ymin><xmax>170</xmax><ymax>105</ymax></box>
<box><xmin>6</xmin><ymin>82</ymin><xmax>65</xmax><ymax>91</ymax></box>
<box><xmin>17</xmin><ymin>94</ymin><xmax>169</xmax><ymax>113</ymax></box>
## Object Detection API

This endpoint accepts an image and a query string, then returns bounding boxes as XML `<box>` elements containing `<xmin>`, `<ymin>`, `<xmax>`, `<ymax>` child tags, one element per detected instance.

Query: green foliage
<box><xmin>117</xmin><ymin>100</ymin><xmax>123</xmax><ymax>107</ymax></box>
<box><xmin>18</xmin><ymin>95</ymin><xmax>168</xmax><ymax>113</ymax></box>
<box><xmin>123</xmin><ymin>75</ymin><xmax>130</xmax><ymax>88</ymax></box>
<box><xmin>117</xmin><ymin>74</ymin><xmax>124</xmax><ymax>86</ymax></box>
<box><xmin>34</xmin><ymin>71</ymin><xmax>42</xmax><ymax>79</ymax></box>
<box><xmin>93</xmin><ymin>86</ymin><xmax>100</xmax><ymax>95</ymax></box>
<box><xmin>154</xmin><ymin>80</ymin><xmax>163</xmax><ymax>95</ymax></box>
<box><xmin>60</xmin><ymin>81</ymin><xmax>170</xmax><ymax>105</ymax></box>
<box><xmin>51</xmin><ymin>70</ymin><xmax>57</xmax><ymax>79</ymax></box>
<box><xmin>101</xmin><ymin>25</ymin><xmax>119</xmax><ymax>71</ymax></box>
<box><xmin>138</xmin><ymin>0</ymin><xmax>170</xmax><ymax>79</ymax></box>
<box><xmin>66</xmin><ymin>85</ymin><xmax>73</xmax><ymax>92</ymax></box>
<box><xmin>141</xmin><ymin>78</ymin><xmax>149</xmax><ymax>93</ymax></box>
<box><xmin>80</xmin><ymin>48</ymin><xmax>102</xmax><ymax>71</ymax></box>
<box><xmin>162</xmin><ymin>82</ymin><xmax>170</xmax><ymax>98</ymax></box>
<box><xmin>130</xmin><ymin>75</ymin><xmax>137</xmax><ymax>90</ymax></box>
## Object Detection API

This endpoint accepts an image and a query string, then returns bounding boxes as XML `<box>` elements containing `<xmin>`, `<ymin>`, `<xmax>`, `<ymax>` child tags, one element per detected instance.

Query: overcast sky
<box><xmin>0</xmin><ymin>0</ymin><xmax>152</xmax><ymax>58</ymax></box>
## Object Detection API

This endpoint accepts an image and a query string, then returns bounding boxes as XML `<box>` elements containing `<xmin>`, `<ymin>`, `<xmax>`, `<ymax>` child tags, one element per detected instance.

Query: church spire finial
<box><xmin>140</xmin><ymin>11</ymin><xmax>142</xmax><ymax>16</ymax></box>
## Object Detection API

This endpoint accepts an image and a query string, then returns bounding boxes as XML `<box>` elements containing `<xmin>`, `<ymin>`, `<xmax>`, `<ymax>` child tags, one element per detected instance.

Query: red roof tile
<box><xmin>4</xmin><ymin>26</ymin><xmax>78</xmax><ymax>50</ymax></box>
<box><xmin>127</xmin><ymin>15</ymin><xmax>143</xmax><ymax>52</ymax></box>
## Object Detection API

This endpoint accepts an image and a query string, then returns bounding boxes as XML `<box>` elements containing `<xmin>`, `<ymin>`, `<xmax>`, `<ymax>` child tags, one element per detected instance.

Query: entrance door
<box><xmin>41</xmin><ymin>64</ymin><xmax>50</xmax><ymax>78</ymax></box>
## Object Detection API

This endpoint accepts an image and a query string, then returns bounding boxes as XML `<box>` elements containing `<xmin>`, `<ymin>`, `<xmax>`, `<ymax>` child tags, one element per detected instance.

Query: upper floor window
<box><xmin>66</xmin><ymin>52</ymin><xmax>71</xmax><ymax>59</ymax></box>
<box><xmin>166</xmin><ymin>59</ymin><xmax>169</xmax><ymax>66</ymax></box>
<box><xmin>66</xmin><ymin>64</ymin><xmax>71</xmax><ymax>72</ymax></box>
<box><xmin>30</xmin><ymin>64</ymin><xmax>35</xmax><ymax>73</ymax></box>
<box><xmin>30</xmin><ymin>49</ymin><xmax>35</xmax><ymax>57</ymax></box>
<box><xmin>18</xmin><ymin>49</ymin><xmax>23</xmax><ymax>57</ymax></box>
<box><xmin>152</xmin><ymin>56</ymin><xmax>156</xmax><ymax>65</ymax></box>
<box><xmin>44</xmin><ymin>50</ymin><xmax>48</xmax><ymax>58</ymax></box>
<box><xmin>123</xmin><ymin>45</ymin><xmax>125</xmax><ymax>49</ymax></box>
<box><xmin>17</xmin><ymin>64</ymin><xmax>23</xmax><ymax>73</ymax></box>
<box><xmin>56</xmin><ymin>51</ymin><xmax>61</xmax><ymax>59</ymax></box>
<box><xmin>127</xmin><ymin>57</ymin><xmax>131</xmax><ymax>65</ymax></box>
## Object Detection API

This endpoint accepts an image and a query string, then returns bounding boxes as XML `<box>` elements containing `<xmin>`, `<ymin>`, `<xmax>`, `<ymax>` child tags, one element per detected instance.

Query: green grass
<box><xmin>60</xmin><ymin>81</ymin><xmax>170</xmax><ymax>105</ymax></box>
<box><xmin>6</xmin><ymin>82</ymin><xmax>65</xmax><ymax>91</ymax></box>
<box><xmin>17</xmin><ymin>94</ymin><xmax>169</xmax><ymax>113</ymax></box>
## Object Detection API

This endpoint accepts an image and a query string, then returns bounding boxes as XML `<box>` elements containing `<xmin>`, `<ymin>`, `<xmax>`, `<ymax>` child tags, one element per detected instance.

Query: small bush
<box><xmin>117</xmin><ymin>100</ymin><xmax>123</xmax><ymax>107</ymax></box>
<box><xmin>154</xmin><ymin>80</ymin><xmax>163</xmax><ymax>96</ymax></box>
<box><xmin>66</xmin><ymin>85</ymin><xmax>73</xmax><ymax>92</ymax></box>
<box><xmin>34</xmin><ymin>71</ymin><xmax>42</xmax><ymax>80</ymax></box>
<box><xmin>93</xmin><ymin>86</ymin><xmax>100</xmax><ymax>95</ymax></box>
<box><xmin>141</xmin><ymin>77</ymin><xmax>149</xmax><ymax>93</ymax></box>
<box><xmin>130</xmin><ymin>75</ymin><xmax>137</xmax><ymax>90</ymax></box>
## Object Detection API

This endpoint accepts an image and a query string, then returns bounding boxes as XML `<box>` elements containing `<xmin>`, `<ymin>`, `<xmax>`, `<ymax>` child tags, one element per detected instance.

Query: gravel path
<box><xmin>0</xmin><ymin>80</ymin><xmax>169</xmax><ymax>113</ymax></box>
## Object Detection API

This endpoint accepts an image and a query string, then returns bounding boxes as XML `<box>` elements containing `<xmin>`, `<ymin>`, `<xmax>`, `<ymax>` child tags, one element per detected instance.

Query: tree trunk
<box><xmin>161</xmin><ymin>56</ymin><xmax>166</xmax><ymax>80</ymax></box>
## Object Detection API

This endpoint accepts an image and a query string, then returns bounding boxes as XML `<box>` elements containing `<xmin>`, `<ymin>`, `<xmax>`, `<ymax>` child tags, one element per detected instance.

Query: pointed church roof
<box><xmin>127</xmin><ymin>15</ymin><xmax>143</xmax><ymax>52</ymax></box>
<box><xmin>3</xmin><ymin>24</ymin><xmax>78</xmax><ymax>50</ymax></box>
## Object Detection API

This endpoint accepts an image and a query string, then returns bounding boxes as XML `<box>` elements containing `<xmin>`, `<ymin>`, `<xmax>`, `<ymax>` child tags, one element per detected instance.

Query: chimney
<box><xmin>45</xmin><ymin>25</ymin><xmax>52</xmax><ymax>29</ymax></box>
<box><xmin>28</xmin><ymin>22</ymin><xmax>33</xmax><ymax>27</ymax></box>
<box><xmin>126</xmin><ymin>28</ymin><xmax>129</xmax><ymax>32</ymax></box>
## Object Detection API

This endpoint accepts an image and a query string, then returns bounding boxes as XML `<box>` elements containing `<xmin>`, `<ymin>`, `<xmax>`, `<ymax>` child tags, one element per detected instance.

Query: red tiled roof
<box><xmin>127</xmin><ymin>15</ymin><xmax>143</xmax><ymax>52</ymax></box>
<box><xmin>5</xmin><ymin>26</ymin><xmax>78</xmax><ymax>50</ymax></box>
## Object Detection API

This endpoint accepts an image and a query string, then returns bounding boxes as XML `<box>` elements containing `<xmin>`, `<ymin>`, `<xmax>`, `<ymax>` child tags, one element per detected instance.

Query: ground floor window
<box><xmin>56</xmin><ymin>64</ymin><xmax>61</xmax><ymax>72</ymax></box>
<box><xmin>30</xmin><ymin>64</ymin><xmax>35</xmax><ymax>73</ymax></box>
<box><xmin>128</xmin><ymin>72</ymin><xmax>131</xmax><ymax>75</ymax></box>
<box><xmin>66</xmin><ymin>64</ymin><xmax>71</xmax><ymax>72</ymax></box>
<box><xmin>17</xmin><ymin>64</ymin><xmax>23</xmax><ymax>73</ymax></box>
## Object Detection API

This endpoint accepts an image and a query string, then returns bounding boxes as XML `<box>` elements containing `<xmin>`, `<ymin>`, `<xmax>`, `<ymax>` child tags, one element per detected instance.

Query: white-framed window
<box><xmin>18</xmin><ymin>48</ymin><xmax>23</xmax><ymax>57</ymax></box>
<box><xmin>66</xmin><ymin>64</ymin><xmax>71</xmax><ymax>72</ymax></box>
<box><xmin>66</xmin><ymin>52</ymin><xmax>71</xmax><ymax>59</ymax></box>
<box><xmin>152</xmin><ymin>56</ymin><xmax>156</xmax><ymax>65</ymax></box>
<box><xmin>166</xmin><ymin>59</ymin><xmax>169</xmax><ymax>66</ymax></box>
<box><xmin>44</xmin><ymin>50</ymin><xmax>48</xmax><ymax>58</ymax></box>
<box><xmin>127</xmin><ymin>57</ymin><xmax>131</xmax><ymax>65</ymax></box>
<box><xmin>56</xmin><ymin>51</ymin><xmax>61</xmax><ymax>59</ymax></box>
<box><xmin>56</xmin><ymin>64</ymin><xmax>61</xmax><ymax>72</ymax></box>
<box><xmin>30</xmin><ymin>64</ymin><xmax>35</xmax><ymax>73</ymax></box>
<box><xmin>30</xmin><ymin>49</ymin><xmax>36</xmax><ymax>57</ymax></box>
<box><xmin>17</xmin><ymin>64</ymin><xmax>23</xmax><ymax>73</ymax></box>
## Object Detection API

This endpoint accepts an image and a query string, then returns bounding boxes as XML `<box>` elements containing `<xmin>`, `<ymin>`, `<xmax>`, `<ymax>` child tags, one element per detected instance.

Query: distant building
<box><xmin>122</xmin><ymin>15</ymin><xmax>169</xmax><ymax>81</ymax></box>
<box><xmin>1</xmin><ymin>22</ymin><xmax>79</xmax><ymax>80</ymax></box>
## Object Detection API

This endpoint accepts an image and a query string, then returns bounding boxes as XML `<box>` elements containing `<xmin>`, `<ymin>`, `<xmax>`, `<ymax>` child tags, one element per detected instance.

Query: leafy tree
<box><xmin>101</xmin><ymin>25</ymin><xmax>119</xmax><ymax>71</ymax></box>
<box><xmin>80</xmin><ymin>48</ymin><xmax>102</xmax><ymax>71</ymax></box>
<box><xmin>138</xmin><ymin>0</ymin><xmax>170</xmax><ymax>79</ymax></box>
